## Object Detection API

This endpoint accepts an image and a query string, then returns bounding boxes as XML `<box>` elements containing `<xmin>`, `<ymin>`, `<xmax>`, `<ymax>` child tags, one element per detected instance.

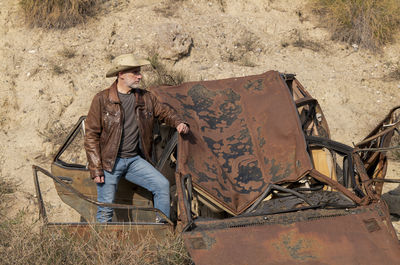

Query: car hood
<box><xmin>151</xmin><ymin>71</ymin><xmax>313</xmax><ymax>215</ymax></box>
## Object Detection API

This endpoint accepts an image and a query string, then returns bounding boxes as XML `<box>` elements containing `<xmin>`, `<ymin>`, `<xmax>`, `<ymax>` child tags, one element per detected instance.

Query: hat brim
<box><xmin>106</xmin><ymin>59</ymin><xmax>150</xmax><ymax>78</ymax></box>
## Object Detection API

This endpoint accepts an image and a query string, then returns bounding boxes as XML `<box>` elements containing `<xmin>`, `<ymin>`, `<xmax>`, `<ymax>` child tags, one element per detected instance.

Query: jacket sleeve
<box><xmin>150</xmin><ymin>92</ymin><xmax>186</xmax><ymax>128</ymax></box>
<box><xmin>84</xmin><ymin>93</ymin><xmax>104</xmax><ymax>179</ymax></box>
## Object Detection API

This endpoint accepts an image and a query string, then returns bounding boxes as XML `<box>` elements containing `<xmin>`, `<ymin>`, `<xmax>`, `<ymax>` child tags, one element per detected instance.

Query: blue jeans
<box><xmin>96</xmin><ymin>156</ymin><xmax>170</xmax><ymax>223</ymax></box>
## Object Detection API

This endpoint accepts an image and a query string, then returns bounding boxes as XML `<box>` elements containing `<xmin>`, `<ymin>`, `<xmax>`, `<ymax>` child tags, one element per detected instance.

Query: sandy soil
<box><xmin>1</xmin><ymin>0</ymin><xmax>399</xmax><ymax>230</ymax></box>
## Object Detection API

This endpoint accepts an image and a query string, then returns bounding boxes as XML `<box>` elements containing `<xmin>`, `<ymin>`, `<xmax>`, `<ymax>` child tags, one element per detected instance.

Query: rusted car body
<box><xmin>33</xmin><ymin>71</ymin><xmax>400</xmax><ymax>264</ymax></box>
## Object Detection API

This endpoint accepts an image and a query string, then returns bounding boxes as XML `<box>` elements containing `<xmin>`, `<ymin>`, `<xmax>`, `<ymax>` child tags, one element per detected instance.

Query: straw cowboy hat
<box><xmin>106</xmin><ymin>54</ymin><xmax>150</xmax><ymax>78</ymax></box>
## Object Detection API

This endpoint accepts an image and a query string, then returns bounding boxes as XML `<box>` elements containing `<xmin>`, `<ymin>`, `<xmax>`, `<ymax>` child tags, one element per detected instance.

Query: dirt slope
<box><xmin>1</xmin><ymin>0</ymin><xmax>399</xmax><ymax>228</ymax></box>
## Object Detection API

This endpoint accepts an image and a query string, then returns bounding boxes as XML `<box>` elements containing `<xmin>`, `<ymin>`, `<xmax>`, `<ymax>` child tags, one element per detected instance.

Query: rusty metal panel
<box><xmin>51</xmin><ymin>163</ymin><xmax>155</xmax><ymax>222</ymax></box>
<box><xmin>183</xmin><ymin>202</ymin><xmax>400</xmax><ymax>265</ymax></box>
<box><xmin>291</xmin><ymin>77</ymin><xmax>331</xmax><ymax>138</ymax></box>
<box><xmin>355</xmin><ymin>106</ymin><xmax>400</xmax><ymax>195</ymax></box>
<box><xmin>151</xmin><ymin>71</ymin><xmax>313</xmax><ymax>215</ymax></box>
<box><xmin>51</xmin><ymin>164</ymin><xmax>94</xmax><ymax>196</ymax></box>
<box><xmin>33</xmin><ymin>165</ymin><xmax>169</xmax><ymax>224</ymax></box>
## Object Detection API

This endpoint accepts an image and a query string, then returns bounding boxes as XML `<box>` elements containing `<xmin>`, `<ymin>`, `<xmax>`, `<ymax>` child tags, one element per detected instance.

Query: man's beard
<box><xmin>129</xmin><ymin>82</ymin><xmax>142</xmax><ymax>89</ymax></box>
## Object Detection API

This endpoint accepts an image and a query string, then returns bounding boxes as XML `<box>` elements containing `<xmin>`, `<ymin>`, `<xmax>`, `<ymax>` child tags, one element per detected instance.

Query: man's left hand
<box><xmin>177</xmin><ymin>123</ymin><xmax>189</xmax><ymax>134</ymax></box>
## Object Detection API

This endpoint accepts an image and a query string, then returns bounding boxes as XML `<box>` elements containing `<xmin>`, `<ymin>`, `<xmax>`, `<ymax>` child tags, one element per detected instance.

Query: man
<box><xmin>84</xmin><ymin>53</ymin><xmax>189</xmax><ymax>223</ymax></box>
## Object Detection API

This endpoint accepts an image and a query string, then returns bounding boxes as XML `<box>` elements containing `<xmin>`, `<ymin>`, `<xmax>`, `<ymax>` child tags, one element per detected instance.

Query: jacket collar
<box><xmin>108</xmin><ymin>80</ymin><xmax>121</xmax><ymax>103</ymax></box>
<box><xmin>108</xmin><ymin>80</ymin><xmax>146</xmax><ymax>107</ymax></box>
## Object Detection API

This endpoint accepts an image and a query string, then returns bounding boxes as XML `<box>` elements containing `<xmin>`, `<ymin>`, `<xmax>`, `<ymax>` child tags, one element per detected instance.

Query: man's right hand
<box><xmin>94</xmin><ymin>176</ymin><xmax>105</xmax><ymax>183</ymax></box>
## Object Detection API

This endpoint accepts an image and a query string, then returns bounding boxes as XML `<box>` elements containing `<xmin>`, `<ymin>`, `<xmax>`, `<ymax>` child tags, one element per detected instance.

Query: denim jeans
<box><xmin>96</xmin><ymin>155</ymin><xmax>170</xmax><ymax>223</ymax></box>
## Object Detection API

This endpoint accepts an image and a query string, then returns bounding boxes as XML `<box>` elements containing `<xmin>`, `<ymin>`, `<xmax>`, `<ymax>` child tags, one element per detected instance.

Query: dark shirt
<box><xmin>117</xmin><ymin>91</ymin><xmax>139</xmax><ymax>158</ymax></box>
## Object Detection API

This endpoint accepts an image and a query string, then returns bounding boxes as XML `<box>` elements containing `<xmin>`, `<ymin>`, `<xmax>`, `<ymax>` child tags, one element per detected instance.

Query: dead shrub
<box><xmin>19</xmin><ymin>0</ymin><xmax>101</xmax><ymax>29</ymax></box>
<box><xmin>0</xmin><ymin>178</ymin><xmax>16</xmax><ymax>227</ymax></box>
<box><xmin>0</xmin><ymin>98</ymin><xmax>16</xmax><ymax>133</ymax></box>
<box><xmin>221</xmin><ymin>30</ymin><xmax>262</xmax><ymax>63</ymax></box>
<box><xmin>281</xmin><ymin>30</ymin><xmax>323</xmax><ymax>52</ymax></box>
<box><xmin>239</xmin><ymin>56</ymin><xmax>257</xmax><ymax>67</ymax></box>
<box><xmin>51</xmin><ymin>63</ymin><xmax>67</xmax><ymax>75</ymax></box>
<box><xmin>311</xmin><ymin>0</ymin><xmax>400</xmax><ymax>51</ymax></box>
<box><xmin>291</xmin><ymin>30</ymin><xmax>323</xmax><ymax>52</ymax></box>
<box><xmin>37</xmin><ymin>120</ymin><xmax>71</xmax><ymax>146</ymax></box>
<box><xmin>59</xmin><ymin>47</ymin><xmax>77</xmax><ymax>59</ymax></box>
<box><xmin>387</xmin><ymin>132</ymin><xmax>400</xmax><ymax>161</ymax></box>
<box><xmin>143</xmin><ymin>54</ymin><xmax>186</xmax><ymax>87</ymax></box>
<box><xmin>388</xmin><ymin>62</ymin><xmax>400</xmax><ymax>81</ymax></box>
<box><xmin>105</xmin><ymin>53</ymin><xmax>115</xmax><ymax>62</ymax></box>
<box><xmin>153</xmin><ymin>0</ymin><xmax>188</xmax><ymax>17</ymax></box>
<box><xmin>234</xmin><ymin>32</ymin><xmax>259</xmax><ymax>54</ymax></box>
<box><xmin>214</xmin><ymin>0</ymin><xmax>227</xmax><ymax>12</ymax></box>
<box><xmin>383</xmin><ymin>61</ymin><xmax>400</xmax><ymax>81</ymax></box>
<box><xmin>0</xmin><ymin>178</ymin><xmax>15</xmax><ymax>202</ymax></box>
<box><xmin>394</xmin><ymin>142</ymin><xmax>400</xmax><ymax>161</ymax></box>
<box><xmin>281</xmin><ymin>41</ymin><xmax>290</xmax><ymax>48</ymax></box>
<box><xmin>153</xmin><ymin>4</ymin><xmax>178</xmax><ymax>18</ymax></box>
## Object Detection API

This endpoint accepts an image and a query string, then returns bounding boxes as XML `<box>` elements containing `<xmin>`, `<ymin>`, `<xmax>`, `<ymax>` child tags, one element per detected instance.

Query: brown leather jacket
<box><xmin>84</xmin><ymin>81</ymin><xmax>184</xmax><ymax>179</ymax></box>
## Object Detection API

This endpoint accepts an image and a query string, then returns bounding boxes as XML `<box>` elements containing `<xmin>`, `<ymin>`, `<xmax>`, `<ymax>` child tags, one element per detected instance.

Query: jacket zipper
<box><xmin>135</xmin><ymin>94</ymin><xmax>145</xmax><ymax>157</ymax></box>
<box><xmin>111</xmin><ymin>102</ymin><xmax>123</xmax><ymax>169</ymax></box>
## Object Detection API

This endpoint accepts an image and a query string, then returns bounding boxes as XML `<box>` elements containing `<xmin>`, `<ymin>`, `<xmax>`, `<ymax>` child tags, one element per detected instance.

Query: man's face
<box><xmin>119</xmin><ymin>67</ymin><xmax>142</xmax><ymax>89</ymax></box>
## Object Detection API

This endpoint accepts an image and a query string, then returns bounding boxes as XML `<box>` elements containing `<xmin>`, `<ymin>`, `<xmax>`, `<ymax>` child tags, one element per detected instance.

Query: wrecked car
<box><xmin>33</xmin><ymin>70</ymin><xmax>400</xmax><ymax>264</ymax></box>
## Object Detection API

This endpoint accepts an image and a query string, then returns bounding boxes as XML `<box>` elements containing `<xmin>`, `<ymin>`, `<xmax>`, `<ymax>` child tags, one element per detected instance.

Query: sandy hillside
<box><xmin>1</xmin><ymin>0</ymin><xmax>400</xmax><ymax>229</ymax></box>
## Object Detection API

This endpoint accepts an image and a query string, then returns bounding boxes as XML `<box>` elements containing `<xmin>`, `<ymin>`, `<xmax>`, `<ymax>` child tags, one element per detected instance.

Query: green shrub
<box><xmin>19</xmin><ymin>0</ymin><xmax>101</xmax><ymax>29</ymax></box>
<box><xmin>311</xmin><ymin>0</ymin><xmax>400</xmax><ymax>51</ymax></box>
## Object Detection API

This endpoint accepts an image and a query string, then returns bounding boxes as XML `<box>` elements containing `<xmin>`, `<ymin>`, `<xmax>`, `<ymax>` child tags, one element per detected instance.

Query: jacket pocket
<box><xmin>102</xmin><ymin>110</ymin><xmax>120</xmax><ymax>132</ymax></box>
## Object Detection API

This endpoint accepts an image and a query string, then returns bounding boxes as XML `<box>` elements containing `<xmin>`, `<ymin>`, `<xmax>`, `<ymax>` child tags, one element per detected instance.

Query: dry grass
<box><xmin>0</xmin><ymin>96</ymin><xmax>18</xmax><ymax>133</ymax></box>
<box><xmin>0</xmin><ymin>178</ymin><xmax>16</xmax><ymax>224</ymax></box>
<box><xmin>281</xmin><ymin>30</ymin><xmax>323</xmax><ymax>52</ymax></box>
<box><xmin>0</xmin><ymin>179</ymin><xmax>14</xmax><ymax>201</ymax></box>
<box><xmin>37</xmin><ymin>120</ymin><xmax>71</xmax><ymax>145</ymax></box>
<box><xmin>291</xmin><ymin>30</ymin><xmax>324</xmax><ymax>52</ymax></box>
<box><xmin>234</xmin><ymin>32</ymin><xmax>260</xmax><ymax>54</ymax></box>
<box><xmin>395</xmin><ymin>148</ymin><xmax>400</xmax><ymax>161</ymax></box>
<box><xmin>383</xmin><ymin>61</ymin><xmax>400</xmax><ymax>81</ymax></box>
<box><xmin>0</xmin><ymin>222</ymin><xmax>191</xmax><ymax>265</ymax></box>
<box><xmin>311</xmin><ymin>0</ymin><xmax>400</xmax><ymax>51</ymax></box>
<box><xmin>19</xmin><ymin>0</ymin><xmax>101</xmax><ymax>29</ymax></box>
<box><xmin>239</xmin><ymin>56</ymin><xmax>257</xmax><ymax>67</ymax></box>
<box><xmin>153</xmin><ymin>0</ymin><xmax>188</xmax><ymax>17</ymax></box>
<box><xmin>105</xmin><ymin>53</ymin><xmax>115</xmax><ymax>62</ymax></box>
<box><xmin>0</xmin><ymin>179</ymin><xmax>191</xmax><ymax>265</ymax></box>
<box><xmin>388</xmin><ymin>62</ymin><xmax>400</xmax><ymax>81</ymax></box>
<box><xmin>144</xmin><ymin>54</ymin><xmax>186</xmax><ymax>87</ymax></box>
<box><xmin>221</xmin><ymin>30</ymin><xmax>261</xmax><ymax>63</ymax></box>
<box><xmin>391</xmin><ymin>133</ymin><xmax>400</xmax><ymax>161</ymax></box>
<box><xmin>59</xmin><ymin>47</ymin><xmax>77</xmax><ymax>59</ymax></box>
<box><xmin>214</xmin><ymin>0</ymin><xmax>227</xmax><ymax>12</ymax></box>
<box><xmin>51</xmin><ymin>63</ymin><xmax>67</xmax><ymax>75</ymax></box>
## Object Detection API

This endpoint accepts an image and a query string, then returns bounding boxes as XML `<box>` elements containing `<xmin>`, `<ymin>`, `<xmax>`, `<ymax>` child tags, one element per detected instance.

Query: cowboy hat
<box><xmin>106</xmin><ymin>54</ymin><xmax>150</xmax><ymax>78</ymax></box>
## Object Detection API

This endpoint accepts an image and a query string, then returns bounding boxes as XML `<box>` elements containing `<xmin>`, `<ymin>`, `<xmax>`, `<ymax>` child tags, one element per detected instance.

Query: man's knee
<box><xmin>152</xmin><ymin>175</ymin><xmax>169</xmax><ymax>194</ymax></box>
<box><xmin>159</xmin><ymin>176</ymin><xmax>170</xmax><ymax>191</ymax></box>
